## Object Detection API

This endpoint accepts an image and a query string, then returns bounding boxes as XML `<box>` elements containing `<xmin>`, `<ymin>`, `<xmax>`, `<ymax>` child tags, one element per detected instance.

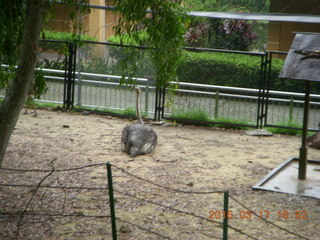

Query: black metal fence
<box><xmin>2</xmin><ymin>39</ymin><xmax>320</xmax><ymax>130</ymax></box>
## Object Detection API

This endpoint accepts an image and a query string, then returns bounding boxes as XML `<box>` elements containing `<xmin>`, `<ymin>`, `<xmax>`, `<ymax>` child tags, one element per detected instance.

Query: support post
<box><xmin>145</xmin><ymin>79</ymin><xmax>149</xmax><ymax>117</ymax></box>
<box><xmin>299</xmin><ymin>81</ymin><xmax>311</xmax><ymax>180</ymax></box>
<box><xmin>63</xmin><ymin>42</ymin><xmax>77</xmax><ymax>110</ymax></box>
<box><xmin>223</xmin><ymin>191</ymin><xmax>229</xmax><ymax>240</ymax></box>
<box><xmin>214</xmin><ymin>91</ymin><xmax>219</xmax><ymax>119</ymax></box>
<box><xmin>106</xmin><ymin>162</ymin><xmax>117</xmax><ymax>240</ymax></box>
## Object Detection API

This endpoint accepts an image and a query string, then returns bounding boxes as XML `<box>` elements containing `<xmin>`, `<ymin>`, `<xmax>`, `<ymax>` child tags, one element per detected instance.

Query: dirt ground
<box><xmin>0</xmin><ymin>109</ymin><xmax>319</xmax><ymax>240</ymax></box>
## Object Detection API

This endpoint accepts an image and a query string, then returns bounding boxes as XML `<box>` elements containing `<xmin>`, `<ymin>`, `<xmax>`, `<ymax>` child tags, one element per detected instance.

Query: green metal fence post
<box><xmin>145</xmin><ymin>79</ymin><xmax>149</xmax><ymax>117</ymax></box>
<box><xmin>215</xmin><ymin>91</ymin><xmax>219</xmax><ymax>119</ymax></box>
<box><xmin>223</xmin><ymin>191</ymin><xmax>229</xmax><ymax>240</ymax></box>
<box><xmin>289</xmin><ymin>97</ymin><xmax>294</xmax><ymax>122</ymax></box>
<box><xmin>106</xmin><ymin>162</ymin><xmax>117</xmax><ymax>240</ymax></box>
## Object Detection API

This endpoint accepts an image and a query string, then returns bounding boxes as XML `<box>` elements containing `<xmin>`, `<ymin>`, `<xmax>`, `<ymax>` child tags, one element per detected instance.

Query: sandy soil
<box><xmin>0</xmin><ymin>109</ymin><xmax>319</xmax><ymax>240</ymax></box>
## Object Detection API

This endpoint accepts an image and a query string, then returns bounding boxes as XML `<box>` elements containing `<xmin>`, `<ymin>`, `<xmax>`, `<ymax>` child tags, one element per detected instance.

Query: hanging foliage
<box><xmin>113</xmin><ymin>0</ymin><xmax>187</xmax><ymax>87</ymax></box>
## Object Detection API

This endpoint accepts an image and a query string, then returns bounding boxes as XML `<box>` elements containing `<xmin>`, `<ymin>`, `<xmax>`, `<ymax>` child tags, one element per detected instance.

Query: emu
<box><xmin>121</xmin><ymin>87</ymin><xmax>157</xmax><ymax>157</ymax></box>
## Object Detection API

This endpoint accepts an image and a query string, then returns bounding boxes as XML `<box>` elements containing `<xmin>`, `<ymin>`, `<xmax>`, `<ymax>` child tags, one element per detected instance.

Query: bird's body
<box><xmin>121</xmin><ymin>124</ymin><xmax>157</xmax><ymax>156</ymax></box>
<box><xmin>121</xmin><ymin>87</ymin><xmax>157</xmax><ymax>157</ymax></box>
<box><xmin>307</xmin><ymin>132</ymin><xmax>320</xmax><ymax>149</ymax></box>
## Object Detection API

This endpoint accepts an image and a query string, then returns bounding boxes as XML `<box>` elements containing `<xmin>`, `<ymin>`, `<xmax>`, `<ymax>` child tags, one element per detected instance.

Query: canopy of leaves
<box><xmin>113</xmin><ymin>0</ymin><xmax>187</xmax><ymax>87</ymax></box>
<box><xmin>0</xmin><ymin>0</ymin><xmax>26</xmax><ymax>66</ymax></box>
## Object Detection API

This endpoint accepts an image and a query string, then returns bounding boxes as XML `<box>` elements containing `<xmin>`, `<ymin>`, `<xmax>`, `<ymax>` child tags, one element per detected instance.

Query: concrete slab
<box><xmin>245</xmin><ymin>129</ymin><xmax>273</xmax><ymax>136</ymax></box>
<box><xmin>253</xmin><ymin>158</ymin><xmax>320</xmax><ymax>199</ymax></box>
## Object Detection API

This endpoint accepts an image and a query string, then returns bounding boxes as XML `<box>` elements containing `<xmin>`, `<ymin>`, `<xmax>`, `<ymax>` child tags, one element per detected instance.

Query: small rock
<box><xmin>245</xmin><ymin>129</ymin><xmax>273</xmax><ymax>136</ymax></box>
<box><xmin>187</xmin><ymin>182</ymin><xmax>194</xmax><ymax>187</ymax></box>
<box><xmin>62</xmin><ymin>125</ymin><xmax>70</xmax><ymax>128</ymax></box>
<box><xmin>81</xmin><ymin>110</ymin><xmax>90</xmax><ymax>115</ymax></box>
<box><xmin>119</xmin><ymin>225</ymin><xmax>131</xmax><ymax>233</ymax></box>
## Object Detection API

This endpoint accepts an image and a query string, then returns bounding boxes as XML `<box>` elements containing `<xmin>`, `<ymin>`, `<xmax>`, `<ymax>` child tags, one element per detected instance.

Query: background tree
<box><xmin>0</xmin><ymin>0</ymin><xmax>48</xmax><ymax>166</ymax></box>
<box><xmin>0</xmin><ymin>0</ymin><xmax>88</xmax><ymax>166</ymax></box>
<box><xmin>113</xmin><ymin>0</ymin><xmax>187</xmax><ymax>87</ymax></box>
<box><xmin>0</xmin><ymin>0</ymin><xmax>188</xmax><ymax>166</ymax></box>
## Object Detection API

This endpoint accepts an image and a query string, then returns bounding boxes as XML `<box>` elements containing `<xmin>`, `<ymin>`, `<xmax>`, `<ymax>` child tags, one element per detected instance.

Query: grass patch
<box><xmin>35</xmin><ymin>101</ymin><xmax>61</xmax><ymax>109</ymax></box>
<box><xmin>171</xmin><ymin>108</ymin><xmax>251</xmax><ymax>129</ymax></box>
<box><xmin>171</xmin><ymin>108</ymin><xmax>210</xmax><ymax>122</ymax></box>
<box><xmin>212</xmin><ymin>117</ymin><xmax>251</xmax><ymax>130</ymax></box>
<box><xmin>264</xmin><ymin>121</ymin><xmax>302</xmax><ymax>136</ymax></box>
<box><xmin>122</xmin><ymin>106</ymin><xmax>137</xmax><ymax>117</ymax></box>
<box><xmin>73</xmin><ymin>106</ymin><xmax>148</xmax><ymax>118</ymax></box>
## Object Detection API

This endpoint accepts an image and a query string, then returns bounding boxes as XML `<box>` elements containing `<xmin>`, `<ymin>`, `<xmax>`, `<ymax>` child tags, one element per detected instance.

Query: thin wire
<box><xmin>309</xmin><ymin>4</ymin><xmax>320</xmax><ymax>14</ymax></box>
<box><xmin>279</xmin><ymin>0</ymin><xmax>298</xmax><ymax>13</ymax></box>
<box><xmin>230</xmin><ymin>195</ymin><xmax>311</xmax><ymax>240</ymax></box>
<box><xmin>113</xmin><ymin>165</ymin><xmax>226</xmax><ymax>194</ymax></box>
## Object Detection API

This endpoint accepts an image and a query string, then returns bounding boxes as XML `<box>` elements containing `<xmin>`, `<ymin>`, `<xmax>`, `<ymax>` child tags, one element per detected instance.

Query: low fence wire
<box><xmin>0</xmin><ymin>162</ymin><xmax>312</xmax><ymax>240</ymax></box>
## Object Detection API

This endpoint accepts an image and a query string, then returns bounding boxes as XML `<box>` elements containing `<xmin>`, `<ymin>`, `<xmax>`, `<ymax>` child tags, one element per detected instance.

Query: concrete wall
<box><xmin>46</xmin><ymin>0</ymin><xmax>118</xmax><ymax>42</ymax></box>
<box><xmin>268</xmin><ymin>0</ymin><xmax>320</xmax><ymax>52</ymax></box>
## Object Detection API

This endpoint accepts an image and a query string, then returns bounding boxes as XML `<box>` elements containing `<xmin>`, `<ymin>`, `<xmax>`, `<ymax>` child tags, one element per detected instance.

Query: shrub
<box><xmin>177</xmin><ymin>51</ymin><xmax>263</xmax><ymax>88</ymax></box>
<box><xmin>265</xmin><ymin>121</ymin><xmax>302</xmax><ymax>136</ymax></box>
<box><xmin>104</xmin><ymin>33</ymin><xmax>313</xmax><ymax>93</ymax></box>
<box><xmin>171</xmin><ymin>108</ymin><xmax>210</xmax><ymax>121</ymax></box>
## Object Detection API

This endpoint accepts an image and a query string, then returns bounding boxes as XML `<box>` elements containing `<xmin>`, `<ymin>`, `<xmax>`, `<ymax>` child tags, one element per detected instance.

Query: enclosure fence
<box><xmin>0</xmin><ymin>162</ymin><xmax>312</xmax><ymax>240</ymax></box>
<box><xmin>1</xmin><ymin>40</ymin><xmax>320</xmax><ymax>130</ymax></box>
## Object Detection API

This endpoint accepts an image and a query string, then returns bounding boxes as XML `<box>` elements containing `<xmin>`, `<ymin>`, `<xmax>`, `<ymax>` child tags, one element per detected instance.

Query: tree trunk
<box><xmin>0</xmin><ymin>0</ymin><xmax>47</xmax><ymax>166</ymax></box>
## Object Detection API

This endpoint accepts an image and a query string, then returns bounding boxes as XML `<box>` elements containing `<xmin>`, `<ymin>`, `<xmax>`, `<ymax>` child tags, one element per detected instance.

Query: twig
<box><xmin>14</xmin><ymin>160</ymin><xmax>55</xmax><ymax>239</ymax></box>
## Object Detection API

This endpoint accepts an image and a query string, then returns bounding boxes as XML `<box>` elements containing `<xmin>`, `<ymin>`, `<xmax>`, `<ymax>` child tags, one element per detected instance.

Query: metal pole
<box><xmin>299</xmin><ymin>81</ymin><xmax>311</xmax><ymax>180</ymax></box>
<box><xmin>161</xmin><ymin>87</ymin><xmax>165</xmax><ymax>119</ymax></box>
<box><xmin>145</xmin><ymin>79</ymin><xmax>149</xmax><ymax>117</ymax></box>
<box><xmin>106</xmin><ymin>162</ymin><xmax>117</xmax><ymax>240</ymax></box>
<box><xmin>214</xmin><ymin>91</ymin><xmax>219</xmax><ymax>119</ymax></box>
<box><xmin>63</xmin><ymin>43</ymin><xmax>69</xmax><ymax>109</ymax></box>
<box><xmin>71</xmin><ymin>43</ymin><xmax>77</xmax><ymax>109</ymax></box>
<box><xmin>223</xmin><ymin>191</ymin><xmax>229</xmax><ymax>240</ymax></box>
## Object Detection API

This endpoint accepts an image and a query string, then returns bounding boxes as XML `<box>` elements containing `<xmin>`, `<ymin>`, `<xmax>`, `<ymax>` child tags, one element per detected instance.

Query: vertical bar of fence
<box><xmin>63</xmin><ymin>42</ymin><xmax>69</xmax><ymax>109</ymax></box>
<box><xmin>63</xmin><ymin>42</ymin><xmax>76</xmax><ymax>110</ymax></box>
<box><xmin>289</xmin><ymin>97</ymin><xmax>294</xmax><ymax>122</ymax></box>
<box><xmin>106</xmin><ymin>162</ymin><xmax>117</xmax><ymax>240</ymax></box>
<box><xmin>154</xmin><ymin>85</ymin><xmax>159</xmax><ymax>121</ymax></box>
<box><xmin>161</xmin><ymin>87</ymin><xmax>165</xmax><ymax>119</ymax></box>
<box><xmin>154</xmin><ymin>84</ymin><xmax>164</xmax><ymax>121</ymax></box>
<box><xmin>71</xmin><ymin>43</ymin><xmax>77</xmax><ymax>108</ymax></box>
<box><xmin>264</xmin><ymin>51</ymin><xmax>272</xmax><ymax>127</ymax></box>
<box><xmin>215</xmin><ymin>91</ymin><xmax>219</xmax><ymax>119</ymax></box>
<box><xmin>223</xmin><ymin>191</ymin><xmax>229</xmax><ymax>240</ymax></box>
<box><xmin>76</xmin><ymin>48</ymin><xmax>82</xmax><ymax>107</ymax></box>
<box><xmin>256</xmin><ymin>53</ymin><xmax>268</xmax><ymax>129</ymax></box>
<box><xmin>145</xmin><ymin>79</ymin><xmax>149</xmax><ymax>117</ymax></box>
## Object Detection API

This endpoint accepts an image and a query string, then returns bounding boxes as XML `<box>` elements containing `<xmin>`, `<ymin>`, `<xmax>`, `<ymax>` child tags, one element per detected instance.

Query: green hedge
<box><xmin>177</xmin><ymin>51</ymin><xmax>264</xmax><ymax>88</ymax></box>
<box><xmin>177</xmin><ymin>52</ymin><xmax>315</xmax><ymax>93</ymax></box>
<box><xmin>106</xmin><ymin>34</ymin><xmax>319</xmax><ymax>93</ymax></box>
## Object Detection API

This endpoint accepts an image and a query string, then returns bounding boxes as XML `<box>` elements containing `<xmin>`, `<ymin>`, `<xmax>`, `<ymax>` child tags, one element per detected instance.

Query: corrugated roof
<box><xmin>279</xmin><ymin>33</ymin><xmax>320</xmax><ymax>81</ymax></box>
<box><xmin>189</xmin><ymin>11</ymin><xmax>320</xmax><ymax>23</ymax></box>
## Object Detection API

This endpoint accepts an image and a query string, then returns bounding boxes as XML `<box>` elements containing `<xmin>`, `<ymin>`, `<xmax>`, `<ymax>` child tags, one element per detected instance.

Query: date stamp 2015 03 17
<box><xmin>208</xmin><ymin>210</ymin><xmax>308</xmax><ymax>220</ymax></box>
